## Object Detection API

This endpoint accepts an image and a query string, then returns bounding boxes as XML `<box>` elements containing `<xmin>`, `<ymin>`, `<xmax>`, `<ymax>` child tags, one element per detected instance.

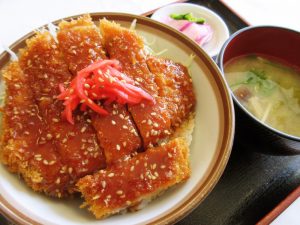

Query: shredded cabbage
<box><xmin>129</xmin><ymin>19</ymin><xmax>137</xmax><ymax>30</ymax></box>
<box><xmin>1</xmin><ymin>44</ymin><xmax>18</xmax><ymax>61</ymax></box>
<box><xmin>47</xmin><ymin>23</ymin><xmax>58</xmax><ymax>43</ymax></box>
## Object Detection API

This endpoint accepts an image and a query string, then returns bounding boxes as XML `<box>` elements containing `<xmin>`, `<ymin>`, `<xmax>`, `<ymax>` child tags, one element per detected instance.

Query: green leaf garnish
<box><xmin>230</xmin><ymin>69</ymin><xmax>276</xmax><ymax>95</ymax></box>
<box><xmin>170</xmin><ymin>13</ymin><xmax>205</xmax><ymax>24</ymax></box>
<box><xmin>249</xmin><ymin>69</ymin><xmax>267</xmax><ymax>80</ymax></box>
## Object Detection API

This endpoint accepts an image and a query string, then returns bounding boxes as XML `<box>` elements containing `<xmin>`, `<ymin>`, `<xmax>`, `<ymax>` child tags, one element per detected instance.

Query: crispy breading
<box><xmin>0</xmin><ymin>15</ymin><xmax>195</xmax><ymax>218</ymax></box>
<box><xmin>146</xmin><ymin>56</ymin><xmax>196</xmax><ymax>127</ymax></box>
<box><xmin>19</xmin><ymin>31</ymin><xmax>106</xmax><ymax>195</ymax></box>
<box><xmin>77</xmin><ymin>137</ymin><xmax>190</xmax><ymax>219</ymax></box>
<box><xmin>0</xmin><ymin>62</ymin><xmax>70</xmax><ymax>196</ymax></box>
<box><xmin>57</xmin><ymin>15</ymin><xmax>142</xmax><ymax>163</ymax></box>
<box><xmin>100</xmin><ymin>19</ymin><xmax>173</xmax><ymax>148</ymax></box>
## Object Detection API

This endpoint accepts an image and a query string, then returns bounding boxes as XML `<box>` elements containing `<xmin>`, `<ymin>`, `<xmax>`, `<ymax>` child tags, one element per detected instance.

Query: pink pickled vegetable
<box><xmin>163</xmin><ymin>16</ymin><xmax>213</xmax><ymax>46</ymax></box>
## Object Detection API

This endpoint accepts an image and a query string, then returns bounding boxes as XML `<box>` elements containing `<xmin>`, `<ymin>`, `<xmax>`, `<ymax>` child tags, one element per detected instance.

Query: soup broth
<box><xmin>225</xmin><ymin>54</ymin><xmax>300</xmax><ymax>137</ymax></box>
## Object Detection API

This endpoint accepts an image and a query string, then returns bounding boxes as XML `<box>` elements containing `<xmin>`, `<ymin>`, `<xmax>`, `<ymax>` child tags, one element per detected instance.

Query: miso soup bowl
<box><xmin>217</xmin><ymin>26</ymin><xmax>300</xmax><ymax>154</ymax></box>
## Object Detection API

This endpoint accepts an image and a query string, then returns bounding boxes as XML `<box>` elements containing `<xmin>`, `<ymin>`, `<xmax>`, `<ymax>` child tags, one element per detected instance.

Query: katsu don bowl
<box><xmin>0</xmin><ymin>13</ymin><xmax>234</xmax><ymax>225</ymax></box>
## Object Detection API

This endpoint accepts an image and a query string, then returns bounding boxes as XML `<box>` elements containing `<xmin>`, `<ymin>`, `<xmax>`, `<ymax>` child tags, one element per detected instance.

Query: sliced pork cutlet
<box><xmin>57</xmin><ymin>15</ymin><xmax>141</xmax><ymax>164</ymax></box>
<box><xmin>100</xmin><ymin>19</ymin><xmax>172</xmax><ymax>148</ymax></box>
<box><xmin>77</xmin><ymin>137</ymin><xmax>190</xmax><ymax>219</ymax></box>
<box><xmin>146</xmin><ymin>56</ymin><xmax>196</xmax><ymax>128</ymax></box>
<box><xmin>0</xmin><ymin>62</ymin><xmax>71</xmax><ymax>197</ymax></box>
<box><xmin>19</xmin><ymin>31</ymin><xmax>106</xmax><ymax>193</ymax></box>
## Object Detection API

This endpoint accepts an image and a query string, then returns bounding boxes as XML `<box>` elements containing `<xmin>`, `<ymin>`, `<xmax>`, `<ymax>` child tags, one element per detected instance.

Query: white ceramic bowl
<box><xmin>151</xmin><ymin>3</ymin><xmax>230</xmax><ymax>57</ymax></box>
<box><xmin>0</xmin><ymin>13</ymin><xmax>234</xmax><ymax>225</ymax></box>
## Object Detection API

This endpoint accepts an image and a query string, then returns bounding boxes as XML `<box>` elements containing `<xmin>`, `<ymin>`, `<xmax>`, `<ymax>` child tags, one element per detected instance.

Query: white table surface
<box><xmin>0</xmin><ymin>0</ymin><xmax>177</xmax><ymax>52</ymax></box>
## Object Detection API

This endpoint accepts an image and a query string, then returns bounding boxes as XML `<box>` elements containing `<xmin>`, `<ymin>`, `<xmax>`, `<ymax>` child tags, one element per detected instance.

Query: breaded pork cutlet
<box><xmin>19</xmin><ymin>31</ymin><xmax>106</xmax><ymax>195</ymax></box>
<box><xmin>100</xmin><ymin>19</ymin><xmax>173</xmax><ymax>148</ymax></box>
<box><xmin>0</xmin><ymin>62</ymin><xmax>70</xmax><ymax>196</ymax></box>
<box><xmin>57</xmin><ymin>15</ymin><xmax>142</xmax><ymax>163</ymax></box>
<box><xmin>77</xmin><ymin>137</ymin><xmax>190</xmax><ymax>219</ymax></box>
<box><xmin>146</xmin><ymin>56</ymin><xmax>196</xmax><ymax>128</ymax></box>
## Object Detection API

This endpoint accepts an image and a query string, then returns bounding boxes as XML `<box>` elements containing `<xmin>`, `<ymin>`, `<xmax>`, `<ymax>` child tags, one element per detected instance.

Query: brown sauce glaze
<box><xmin>100</xmin><ymin>19</ymin><xmax>173</xmax><ymax>148</ymax></box>
<box><xmin>146</xmin><ymin>56</ymin><xmax>196</xmax><ymax>128</ymax></box>
<box><xmin>19</xmin><ymin>32</ymin><xmax>106</xmax><ymax>194</ymax></box>
<box><xmin>0</xmin><ymin>62</ymin><xmax>70</xmax><ymax>197</ymax></box>
<box><xmin>57</xmin><ymin>15</ymin><xmax>142</xmax><ymax>164</ymax></box>
<box><xmin>77</xmin><ymin>137</ymin><xmax>190</xmax><ymax>219</ymax></box>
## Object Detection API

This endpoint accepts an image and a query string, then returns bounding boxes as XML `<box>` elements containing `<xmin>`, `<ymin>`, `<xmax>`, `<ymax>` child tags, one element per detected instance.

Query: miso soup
<box><xmin>224</xmin><ymin>54</ymin><xmax>300</xmax><ymax>137</ymax></box>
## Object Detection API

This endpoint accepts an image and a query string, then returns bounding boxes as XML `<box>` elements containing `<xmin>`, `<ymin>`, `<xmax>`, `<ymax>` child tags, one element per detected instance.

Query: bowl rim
<box><xmin>0</xmin><ymin>12</ymin><xmax>235</xmax><ymax>225</ymax></box>
<box><xmin>217</xmin><ymin>25</ymin><xmax>300</xmax><ymax>142</ymax></box>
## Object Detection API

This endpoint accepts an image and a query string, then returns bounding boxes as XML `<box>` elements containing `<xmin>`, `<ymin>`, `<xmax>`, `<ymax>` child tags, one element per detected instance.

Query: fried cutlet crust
<box><xmin>0</xmin><ymin>62</ymin><xmax>71</xmax><ymax>196</ymax></box>
<box><xmin>18</xmin><ymin>31</ymin><xmax>106</xmax><ymax>195</ymax></box>
<box><xmin>57</xmin><ymin>15</ymin><xmax>142</xmax><ymax>164</ymax></box>
<box><xmin>77</xmin><ymin>137</ymin><xmax>190</xmax><ymax>219</ymax></box>
<box><xmin>100</xmin><ymin>19</ymin><xmax>173</xmax><ymax>148</ymax></box>
<box><xmin>146</xmin><ymin>56</ymin><xmax>196</xmax><ymax>127</ymax></box>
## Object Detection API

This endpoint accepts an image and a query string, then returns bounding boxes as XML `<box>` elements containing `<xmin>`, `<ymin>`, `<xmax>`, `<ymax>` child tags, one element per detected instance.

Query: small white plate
<box><xmin>151</xmin><ymin>3</ymin><xmax>230</xmax><ymax>57</ymax></box>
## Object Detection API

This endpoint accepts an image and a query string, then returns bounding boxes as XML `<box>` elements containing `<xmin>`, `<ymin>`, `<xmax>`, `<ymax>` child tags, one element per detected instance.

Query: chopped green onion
<box><xmin>170</xmin><ymin>13</ymin><xmax>205</xmax><ymax>24</ymax></box>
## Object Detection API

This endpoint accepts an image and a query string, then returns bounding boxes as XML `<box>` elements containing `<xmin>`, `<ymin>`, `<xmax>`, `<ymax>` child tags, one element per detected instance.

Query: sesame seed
<box><xmin>153</xmin><ymin>123</ymin><xmax>159</xmax><ymax>128</ymax></box>
<box><xmin>14</xmin><ymin>84</ymin><xmax>21</xmax><ymax>89</ymax></box>
<box><xmin>164</xmin><ymin>130</ymin><xmax>170</xmax><ymax>135</ymax></box>
<box><xmin>101</xmin><ymin>181</ymin><xmax>106</xmax><ymax>189</ymax></box>
<box><xmin>116</xmin><ymin>144</ymin><xmax>121</xmax><ymax>151</ymax></box>
<box><xmin>52</xmin><ymin>118</ymin><xmax>59</xmax><ymax>122</ymax></box>
<box><xmin>81</xmin><ymin>126</ymin><xmax>87</xmax><ymax>133</ymax></box>
<box><xmin>154</xmin><ymin>172</ymin><xmax>159</xmax><ymax>177</ymax></box>
<box><xmin>55</xmin><ymin>177</ymin><xmax>61</xmax><ymax>184</ymax></box>
<box><xmin>119</xmin><ymin>114</ymin><xmax>124</xmax><ymax>119</ymax></box>
<box><xmin>150</xmin><ymin>112</ymin><xmax>157</xmax><ymax>116</ymax></box>
<box><xmin>116</xmin><ymin>190</ymin><xmax>123</xmax><ymax>195</ymax></box>
<box><xmin>108</xmin><ymin>173</ymin><xmax>115</xmax><ymax>177</ymax></box>
<box><xmin>109</xmin><ymin>77</ymin><xmax>114</xmax><ymax>83</ymax></box>
<box><xmin>62</xmin><ymin>138</ymin><xmax>67</xmax><ymax>143</ymax></box>
<box><xmin>46</xmin><ymin>133</ymin><xmax>53</xmax><ymax>140</ymax></box>
<box><xmin>140</xmin><ymin>174</ymin><xmax>144</xmax><ymax>179</ymax></box>
<box><xmin>111</xmin><ymin>120</ymin><xmax>116</xmax><ymax>125</ymax></box>
<box><xmin>141</xmin><ymin>103</ymin><xmax>145</xmax><ymax>108</ymax></box>
<box><xmin>43</xmin><ymin>159</ymin><xmax>49</xmax><ymax>165</ymax></box>
<box><xmin>152</xmin><ymin>164</ymin><xmax>157</xmax><ymax>170</ymax></box>
<box><xmin>141</xmin><ymin>120</ymin><xmax>146</xmax><ymax>124</ymax></box>
<box><xmin>122</xmin><ymin>125</ymin><xmax>128</xmax><ymax>129</ymax></box>
<box><xmin>160</xmin><ymin>165</ymin><xmax>166</xmax><ymax>169</ymax></box>
<box><xmin>86</xmin><ymin>119</ymin><xmax>92</xmax><ymax>123</ymax></box>
<box><xmin>144</xmin><ymin>162</ymin><xmax>147</xmax><ymax>167</ymax></box>
<box><xmin>168</xmin><ymin>152</ymin><xmax>172</xmax><ymax>158</ymax></box>
<box><xmin>93</xmin><ymin>195</ymin><xmax>100</xmax><ymax>200</ymax></box>
<box><xmin>24</xmin><ymin>131</ymin><xmax>30</xmax><ymax>135</ymax></box>
<box><xmin>68</xmin><ymin>167</ymin><xmax>73</xmax><ymax>174</ymax></box>
<box><xmin>147</xmin><ymin>119</ymin><xmax>152</xmax><ymax>125</ymax></box>
<box><xmin>56</xmin><ymin>134</ymin><xmax>61</xmax><ymax>139</ymax></box>
<box><xmin>84</xmin><ymin>83</ymin><xmax>90</xmax><ymax>89</ymax></box>
<box><xmin>122</xmin><ymin>141</ymin><xmax>127</xmax><ymax>147</ymax></box>
<box><xmin>130</xmin><ymin>166</ymin><xmax>135</xmax><ymax>171</ymax></box>
<box><xmin>126</xmin><ymin>201</ymin><xmax>131</xmax><ymax>205</ymax></box>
